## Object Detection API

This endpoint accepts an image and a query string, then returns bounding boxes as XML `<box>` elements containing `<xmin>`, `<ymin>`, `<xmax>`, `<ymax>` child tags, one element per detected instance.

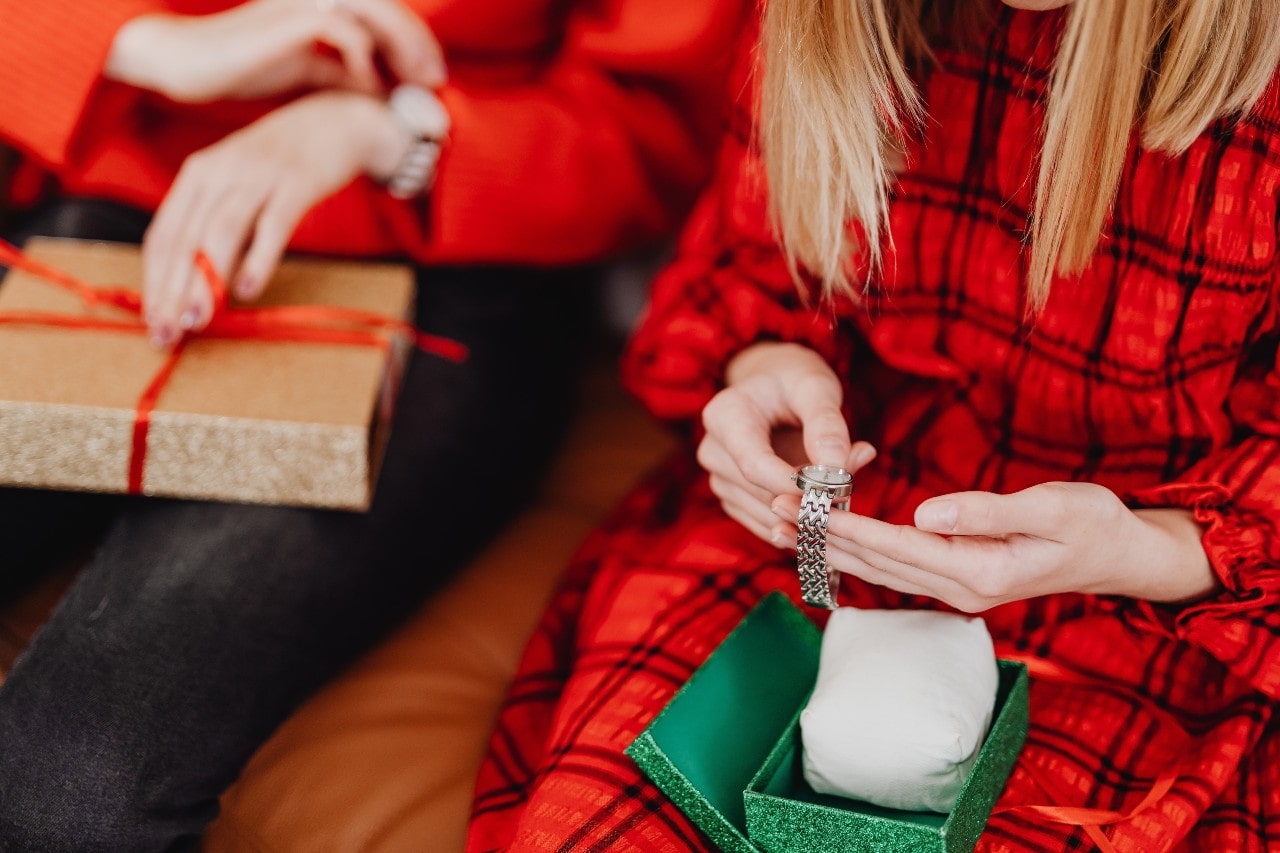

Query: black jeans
<box><xmin>0</xmin><ymin>200</ymin><xmax>591</xmax><ymax>851</ymax></box>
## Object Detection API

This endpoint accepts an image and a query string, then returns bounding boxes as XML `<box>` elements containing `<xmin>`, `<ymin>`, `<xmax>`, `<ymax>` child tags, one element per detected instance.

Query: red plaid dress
<box><xmin>468</xmin><ymin>9</ymin><xmax>1280</xmax><ymax>851</ymax></box>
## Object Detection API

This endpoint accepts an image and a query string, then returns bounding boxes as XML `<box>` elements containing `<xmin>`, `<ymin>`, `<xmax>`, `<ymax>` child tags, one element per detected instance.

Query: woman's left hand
<box><xmin>772</xmin><ymin>481</ymin><xmax>1217</xmax><ymax>611</ymax></box>
<box><xmin>141</xmin><ymin>88</ymin><xmax>445</xmax><ymax>345</ymax></box>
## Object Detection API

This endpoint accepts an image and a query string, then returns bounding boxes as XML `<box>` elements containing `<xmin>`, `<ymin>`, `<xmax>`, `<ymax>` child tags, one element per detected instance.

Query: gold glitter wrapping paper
<box><xmin>0</xmin><ymin>238</ymin><xmax>415</xmax><ymax>511</ymax></box>
<box><xmin>627</xmin><ymin>593</ymin><xmax>1030</xmax><ymax>853</ymax></box>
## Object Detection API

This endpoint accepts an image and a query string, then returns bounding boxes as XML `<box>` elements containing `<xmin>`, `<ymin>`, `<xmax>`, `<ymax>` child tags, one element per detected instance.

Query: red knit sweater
<box><xmin>0</xmin><ymin>0</ymin><xmax>744</xmax><ymax>264</ymax></box>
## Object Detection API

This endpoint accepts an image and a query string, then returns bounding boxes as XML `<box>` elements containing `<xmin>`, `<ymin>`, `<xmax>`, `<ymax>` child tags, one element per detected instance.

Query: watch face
<box><xmin>797</xmin><ymin>464</ymin><xmax>853</xmax><ymax>487</ymax></box>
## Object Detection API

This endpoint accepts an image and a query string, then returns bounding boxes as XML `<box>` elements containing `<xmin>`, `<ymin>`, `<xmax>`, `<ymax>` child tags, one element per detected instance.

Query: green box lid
<box><xmin>625</xmin><ymin>592</ymin><xmax>821</xmax><ymax>853</ymax></box>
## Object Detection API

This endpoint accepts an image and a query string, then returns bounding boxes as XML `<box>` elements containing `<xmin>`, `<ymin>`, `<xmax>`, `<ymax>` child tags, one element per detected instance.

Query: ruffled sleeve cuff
<box><xmin>623</xmin><ymin>262</ymin><xmax>842</xmax><ymax>426</ymax></box>
<box><xmin>1125</xmin><ymin>480</ymin><xmax>1280</xmax><ymax>697</ymax></box>
<box><xmin>621</xmin><ymin>140</ymin><xmax>847</xmax><ymax>427</ymax></box>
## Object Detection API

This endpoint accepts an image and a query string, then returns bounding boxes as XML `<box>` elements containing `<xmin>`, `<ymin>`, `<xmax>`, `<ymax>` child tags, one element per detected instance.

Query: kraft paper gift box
<box><xmin>0</xmin><ymin>238</ymin><xmax>418</xmax><ymax>511</ymax></box>
<box><xmin>626</xmin><ymin>592</ymin><xmax>1029</xmax><ymax>853</ymax></box>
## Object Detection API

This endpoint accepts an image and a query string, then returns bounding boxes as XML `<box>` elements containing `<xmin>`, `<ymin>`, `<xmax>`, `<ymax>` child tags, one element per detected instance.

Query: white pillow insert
<box><xmin>800</xmin><ymin>607</ymin><xmax>999</xmax><ymax>813</ymax></box>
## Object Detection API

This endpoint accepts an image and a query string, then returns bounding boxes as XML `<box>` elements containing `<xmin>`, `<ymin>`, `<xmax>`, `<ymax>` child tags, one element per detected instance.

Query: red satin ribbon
<box><xmin>993</xmin><ymin>649</ymin><xmax>1191</xmax><ymax>853</ymax></box>
<box><xmin>0</xmin><ymin>240</ymin><xmax>468</xmax><ymax>495</ymax></box>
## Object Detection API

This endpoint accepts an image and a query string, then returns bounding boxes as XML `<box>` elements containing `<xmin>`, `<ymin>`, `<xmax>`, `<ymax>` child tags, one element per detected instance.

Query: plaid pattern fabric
<box><xmin>468</xmin><ymin>9</ymin><xmax>1280</xmax><ymax>852</ymax></box>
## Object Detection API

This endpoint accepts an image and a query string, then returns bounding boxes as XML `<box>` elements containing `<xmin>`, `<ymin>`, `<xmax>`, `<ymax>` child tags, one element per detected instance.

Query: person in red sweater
<box><xmin>0</xmin><ymin>0</ymin><xmax>741</xmax><ymax>849</ymax></box>
<box><xmin>467</xmin><ymin>1</ymin><xmax>1280</xmax><ymax>850</ymax></box>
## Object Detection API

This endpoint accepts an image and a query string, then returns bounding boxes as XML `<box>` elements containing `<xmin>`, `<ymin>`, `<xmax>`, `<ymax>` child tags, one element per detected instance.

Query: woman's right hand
<box><xmin>698</xmin><ymin>342</ymin><xmax>876</xmax><ymax>545</ymax></box>
<box><xmin>105</xmin><ymin>0</ymin><xmax>446</xmax><ymax>103</ymax></box>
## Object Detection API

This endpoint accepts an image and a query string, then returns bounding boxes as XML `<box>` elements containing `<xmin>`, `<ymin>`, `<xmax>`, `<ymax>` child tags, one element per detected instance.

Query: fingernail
<box><xmin>772</xmin><ymin>499</ymin><xmax>791</xmax><ymax>520</ymax></box>
<box><xmin>150</xmin><ymin>326</ymin><xmax>173</xmax><ymax>349</ymax></box>
<box><xmin>233</xmin><ymin>276</ymin><xmax>256</xmax><ymax>300</ymax></box>
<box><xmin>179</xmin><ymin>310</ymin><xmax>197</xmax><ymax>331</ymax></box>
<box><xmin>816</xmin><ymin>438</ymin><xmax>847</xmax><ymax>466</ymax></box>
<box><xmin>853</xmin><ymin>445</ymin><xmax>875</xmax><ymax>467</ymax></box>
<box><xmin>770</xmin><ymin>527</ymin><xmax>794</xmax><ymax>549</ymax></box>
<box><xmin>917</xmin><ymin>500</ymin><xmax>957</xmax><ymax>532</ymax></box>
<box><xmin>410</xmin><ymin>57</ymin><xmax>443</xmax><ymax>86</ymax></box>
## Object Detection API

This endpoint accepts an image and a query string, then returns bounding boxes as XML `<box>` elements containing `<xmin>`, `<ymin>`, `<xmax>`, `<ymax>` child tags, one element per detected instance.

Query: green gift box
<box><xmin>625</xmin><ymin>592</ymin><xmax>1029</xmax><ymax>853</ymax></box>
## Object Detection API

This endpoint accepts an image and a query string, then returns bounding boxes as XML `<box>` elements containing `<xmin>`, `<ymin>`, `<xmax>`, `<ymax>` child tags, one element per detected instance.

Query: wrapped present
<box><xmin>626</xmin><ymin>593</ymin><xmax>1029</xmax><ymax>853</ymax></box>
<box><xmin>0</xmin><ymin>237</ymin><xmax>459</xmax><ymax>511</ymax></box>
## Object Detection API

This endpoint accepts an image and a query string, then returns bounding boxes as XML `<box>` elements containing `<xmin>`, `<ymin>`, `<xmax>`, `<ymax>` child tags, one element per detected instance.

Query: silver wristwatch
<box><xmin>791</xmin><ymin>464</ymin><xmax>853</xmax><ymax>609</ymax></box>
<box><xmin>385</xmin><ymin>84</ymin><xmax>448</xmax><ymax>199</ymax></box>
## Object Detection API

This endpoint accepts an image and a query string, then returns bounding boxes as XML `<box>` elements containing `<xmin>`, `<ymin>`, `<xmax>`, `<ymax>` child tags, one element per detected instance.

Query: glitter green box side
<box><xmin>742</xmin><ymin>660</ymin><xmax>1029</xmax><ymax>853</ymax></box>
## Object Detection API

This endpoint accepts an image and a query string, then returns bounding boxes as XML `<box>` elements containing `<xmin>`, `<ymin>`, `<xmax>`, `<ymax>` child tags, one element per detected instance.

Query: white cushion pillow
<box><xmin>800</xmin><ymin>607</ymin><xmax>999</xmax><ymax>812</ymax></box>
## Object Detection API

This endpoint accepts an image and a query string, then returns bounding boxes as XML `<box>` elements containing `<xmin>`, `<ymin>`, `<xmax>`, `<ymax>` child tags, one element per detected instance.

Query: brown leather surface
<box><xmin>0</xmin><ymin>563</ymin><xmax>80</xmax><ymax>672</ymax></box>
<box><xmin>0</xmin><ymin>357</ymin><xmax>674</xmax><ymax>852</ymax></box>
<box><xmin>204</xmin><ymin>504</ymin><xmax>600</xmax><ymax>853</ymax></box>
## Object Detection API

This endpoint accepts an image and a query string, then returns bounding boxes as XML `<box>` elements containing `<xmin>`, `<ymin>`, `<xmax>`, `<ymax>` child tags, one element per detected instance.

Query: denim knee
<box><xmin>0</xmin><ymin>744</ymin><xmax>206</xmax><ymax>853</ymax></box>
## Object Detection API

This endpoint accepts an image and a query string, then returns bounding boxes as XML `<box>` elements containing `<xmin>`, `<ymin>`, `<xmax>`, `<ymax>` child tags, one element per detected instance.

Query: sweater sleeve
<box><xmin>1125</xmin><ymin>310</ymin><xmax>1280</xmax><ymax>698</ymax></box>
<box><xmin>294</xmin><ymin>0</ymin><xmax>748</xmax><ymax>266</ymax></box>
<box><xmin>0</xmin><ymin>0</ymin><xmax>163</xmax><ymax>168</ymax></box>
<box><xmin>618</xmin><ymin>78</ymin><xmax>844</xmax><ymax>426</ymax></box>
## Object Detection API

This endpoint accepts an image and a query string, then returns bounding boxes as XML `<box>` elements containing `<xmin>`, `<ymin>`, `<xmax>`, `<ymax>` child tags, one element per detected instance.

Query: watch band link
<box><xmin>797</xmin><ymin>487</ymin><xmax>840</xmax><ymax>609</ymax></box>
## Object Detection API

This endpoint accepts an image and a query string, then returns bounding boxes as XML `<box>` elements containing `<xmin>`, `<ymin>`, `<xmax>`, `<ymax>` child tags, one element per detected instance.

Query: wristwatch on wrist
<box><xmin>792</xmin><ymin>463</ymin><xmax>854</xmax><ymax>609</ymax></box>
<box><xmin>385</xmin><ymin>84</ymin><xmax>447</xmax><ymax>199</ymax></box>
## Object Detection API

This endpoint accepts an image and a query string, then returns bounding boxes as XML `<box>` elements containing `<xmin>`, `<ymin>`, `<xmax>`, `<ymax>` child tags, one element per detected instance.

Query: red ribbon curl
<box><xmin>992</xmin><ymin>649</ymin><xmax>1192</xmax><ymax>853</ymax></box>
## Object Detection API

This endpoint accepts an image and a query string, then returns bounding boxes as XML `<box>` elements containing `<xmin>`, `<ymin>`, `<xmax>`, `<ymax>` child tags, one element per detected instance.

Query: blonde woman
<box><xmin>466</xmin><ymin>0</ymin><xmax>1280</xmax><ymax>850</ymax></box>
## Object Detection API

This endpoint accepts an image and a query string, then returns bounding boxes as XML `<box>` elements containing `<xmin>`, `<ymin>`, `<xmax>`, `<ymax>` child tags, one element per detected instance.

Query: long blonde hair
<box><xmin>761</xmin><ymin>0</ymin><xmax>1280</xmax><ymax>309</ymax></box>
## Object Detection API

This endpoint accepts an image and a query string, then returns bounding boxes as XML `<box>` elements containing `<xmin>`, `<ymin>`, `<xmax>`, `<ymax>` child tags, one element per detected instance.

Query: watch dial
<box><xmin>802</xmin><ymin>464</ymin><xmax>852</xmax><ymax>486</ymax></box>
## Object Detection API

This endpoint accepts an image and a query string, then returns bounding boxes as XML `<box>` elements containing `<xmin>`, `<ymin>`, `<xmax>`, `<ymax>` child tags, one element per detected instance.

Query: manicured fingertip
<box><xmin>770</xmin><ymin>525</ymin><xmax>796</xmax><ymax>550</ymax></box>
<box><xmin>190</xmin><ymin>303</ymin><xmax>212</xmax><ymax>332</ymax></box>
<box><xmin>771</xmin><ymin>496</ymin><xmax>791</xmax><ymax>520</ymax></box>
<box><xmin>150</xmin><ymin>324</ymin><xmax>176</xmax><ymax>350</ymax></box>
<box><xmin>814</xmin><ymin>437</ymin><xmax>850</xmax><ymax>468</ymax></box>
<box><xmin>915</xmin><ymin>499</ymin><xmax>957</xmax><ymax>532</ymax></box>
<box><xmin>233</xmin><ymin>274</ymin><xmax>258</xmax><ymax>302</ymax></box>
<box><xmin>179</xmin><ymin>309</ymin><xmax>197</xmax><ymax>331</ymax></box>
<box><xmin>850</xmin><ymin>443</ymin><xmax>877</xmax><ymax>470</ymax></box>
<box><xmin>417</xmin><ymin>60</ymin><xmax>447</xmax><ymax>88</ymax></box>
